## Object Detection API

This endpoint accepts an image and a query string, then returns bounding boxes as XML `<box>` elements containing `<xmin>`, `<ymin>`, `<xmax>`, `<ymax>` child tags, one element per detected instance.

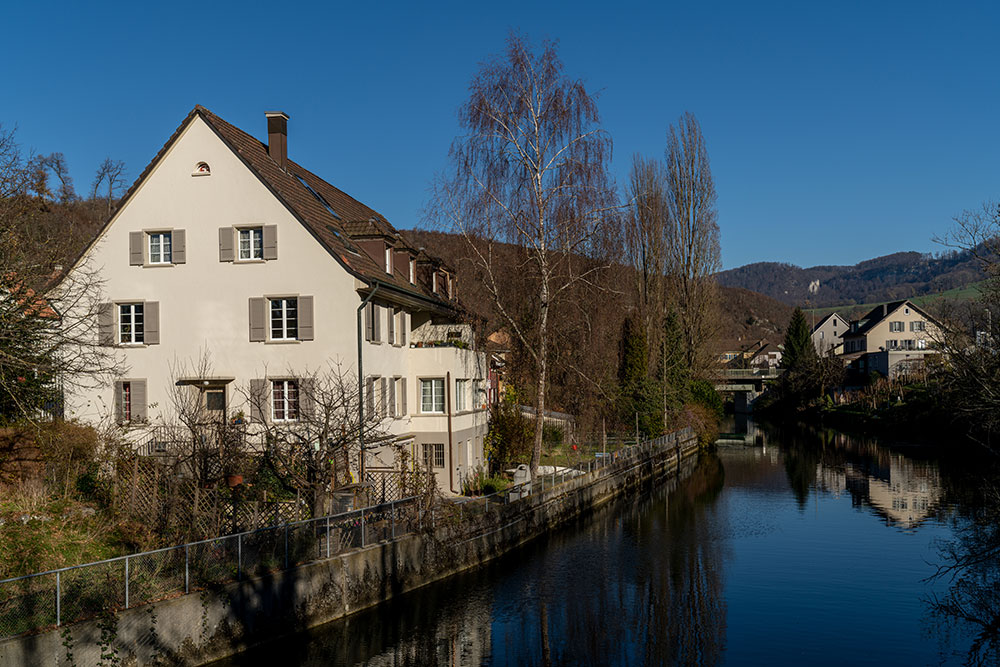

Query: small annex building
<box><xmin>63</xmin><ymin>106</ymin><xmax>488</xmax><ymax>495</ymax></box>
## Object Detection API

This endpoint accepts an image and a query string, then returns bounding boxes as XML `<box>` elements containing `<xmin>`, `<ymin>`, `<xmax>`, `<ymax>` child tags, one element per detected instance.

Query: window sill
<box><xmin>235</xmin><ymin>259</ymin><xmax>267</xmax><ymax>264</ymax></box>
<box><xmin>265</xmin><ymin>339</ymin><xmax>301</xmax><ymax>345</ymax></box>
<box><xmin>142</xmin><ymin>263</ymin><xmax>175</xmax><ymax>268</ymax></box>
<box><xmin>118</xmin><ymin>343</ymin><xmax>148</xmax><ymax>348</ymax></box>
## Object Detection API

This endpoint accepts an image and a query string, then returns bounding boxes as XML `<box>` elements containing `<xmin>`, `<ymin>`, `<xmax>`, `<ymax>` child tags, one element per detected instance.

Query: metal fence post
<box><xmin>185</xmin><ymin>545</ymin><xmax>190</xmax><ymax>594</ymax></box>
<box><xmin>431</xmin><ymin>506</ymin><xmax>435</xmax><ymax>531</ymax></box>
<box><xmin>485</xmin><ymin>497</ymin><xmax>489</xmax><ymax>513</ymax></box>
<box><xmin>391</xmin><ymin>501</ymin><xmax>396</xmax><ymax>540</ymax></box>
<box><xmin>326</xmin><ymin>516</ymin><xmax>331</xmax><ymax>558</ymax></box>
<box><xmin>284</xmin><ymin>525</ymin><xmax>289</xmax><ymax>568</ymax></box>
<box><xmin>360</xmin><ymin>509</ymin><xmax>366</xmax><ymax>548</ymax></box>
<box><xmin>238</xmin><ymin>534</ymin><xmax>243</xmax><ymax>581</ymax></box>
<box><xmin>56</xmin><ymin>571</ymin><xmax>61</xmax><ymax>626</ymax></box>
<box><xmin>125</xmin><ymin>556</ymin><xmax>130</xmax><ymax>608</ymax></box>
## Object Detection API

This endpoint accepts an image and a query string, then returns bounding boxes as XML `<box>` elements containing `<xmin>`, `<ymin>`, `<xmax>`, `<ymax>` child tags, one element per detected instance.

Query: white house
<box><xmin>64</xmin><ymin>106</ymin><xmax>488</xmax><ymax>495</ymax></box>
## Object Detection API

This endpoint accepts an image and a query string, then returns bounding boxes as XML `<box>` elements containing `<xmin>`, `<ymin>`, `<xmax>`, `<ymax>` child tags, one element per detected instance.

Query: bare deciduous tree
<box><xmin>664</xmin><ymin>112</ymin><xmax>721</xmax><ymax>373</ymax></box>
<box><xmin>0</xmin><ymin>126</ymin><xmax>122</xmax><ymax>423</ymax></box>
<box><xmin>91</xmin><ymin>157</ymin><xmax>127</xmax><ymax>216</ymax></box>
<box><xmin>240</xmin><ymin>362</ymin><xmax>403</xmax><ymax>514</ymax></box>
<box><xmin>432</xmin><ymin>33</ymin><xmax>619</xmax><ymax>479</ymax></box>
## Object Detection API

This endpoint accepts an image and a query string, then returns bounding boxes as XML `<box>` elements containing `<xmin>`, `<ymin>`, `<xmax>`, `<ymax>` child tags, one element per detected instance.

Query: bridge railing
<box><xmin>713</xmin><ymin>368</ymin><xmax>784</xmax><ymax>380</ymax></box>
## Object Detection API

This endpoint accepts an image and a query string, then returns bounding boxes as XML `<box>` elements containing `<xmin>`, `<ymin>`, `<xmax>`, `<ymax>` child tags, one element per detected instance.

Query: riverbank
<box><xmin>0</xmin><ymin>429</ymin><xmax>698</xmax><ymax>666</ymax></box>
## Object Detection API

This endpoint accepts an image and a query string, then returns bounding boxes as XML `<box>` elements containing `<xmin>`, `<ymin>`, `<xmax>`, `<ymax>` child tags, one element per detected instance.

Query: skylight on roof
<box><xmin>295</xmin><ymin>174</ymin><xmax>341</xmax><ymax>220</ymax></box>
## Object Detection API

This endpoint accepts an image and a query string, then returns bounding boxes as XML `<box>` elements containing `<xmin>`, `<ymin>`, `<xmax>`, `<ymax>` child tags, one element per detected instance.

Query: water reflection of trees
<box><xmin>928</xmin><ymin>484</ymin><xmax>1000</xmax><ymax>666</ymax></box>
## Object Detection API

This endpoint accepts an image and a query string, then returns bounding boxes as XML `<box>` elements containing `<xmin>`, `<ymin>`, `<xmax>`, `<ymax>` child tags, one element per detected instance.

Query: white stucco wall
<box><xmin>63</xmin><ymin>114</ymin><xmax>487</xmax><ymax>491</ymax></box>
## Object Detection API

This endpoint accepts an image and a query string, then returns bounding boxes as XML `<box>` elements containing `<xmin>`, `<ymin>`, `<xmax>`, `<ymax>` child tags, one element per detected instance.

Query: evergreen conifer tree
<box><xmin>781</xmin><ymin>307</ymin><xmax>817</xmax><ymax>370</ymax></box>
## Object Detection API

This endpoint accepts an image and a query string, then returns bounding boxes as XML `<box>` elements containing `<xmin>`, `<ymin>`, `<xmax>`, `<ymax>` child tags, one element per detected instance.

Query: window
<box><xmin>917</xmin><ymin>339</ymin><xmax>927</xmax><ymax>349</ymax></box>
<box><xmin>270</xmin><ymin>298</ymin><xmax>298</xmax><ymax>340</ymax></box>
<box><xmin>421</xmin><ymin>378</ymin><xmax>445</xmax><ymax>413</ymax></box>
<box><xmin>422</xmin><ymin>443</ymin><xmax>445</xmax><ymax>469</ymax></box>
<box><xmin>388</xmin><ymin>307</ymin><xmax>395</xmax><ymax>344</ymax></box>
<box><xmin>119</xmin><ymin>303</ymin><xmax>144</xmax><ymax>344</ymax></box>
<box><xmin>115</xmin><ymin>379</ymin><xmax>146</xmax><ymax>423</ymax></box>
<box><xmin>455</xmin><ymin>379</ymin><xmax>468</xmax><ymax>411</ymax></box>
<box><xmin>889</xmin><ymin>321</ymin><xmax>904</xmax><ymax>332</ymax></box>
<box><xmin>271</xmin><ymin>380</ymin><xmax>299</xmax><ymax>421</ymax></box>
<box><xmin>148</xmin><ymin>232</ymin><xmax>172</xmax><ymax>264</ymax></box>
<box><xmin>385</xmin><ymin>245</ymin><xmax>393</xmax><ymax>274</ymax></box>
<box><xmin>409</xmin><ymin>258</ymin><xmax>416</xmax><ymax>284</ymax></box>
<box><xmin>432</xmin><ymin>273</ymin><xmax>439</xmax><ymax>294</ymax></box>
<box><xmin>239</xmin><ymin>227</ymin><xmax>263</xmax><ymax>260</ymax></box>
<box><xmin>911</xmin><ymin>321</ymin><xmax>926</xmax><ymax>332</ymax></box>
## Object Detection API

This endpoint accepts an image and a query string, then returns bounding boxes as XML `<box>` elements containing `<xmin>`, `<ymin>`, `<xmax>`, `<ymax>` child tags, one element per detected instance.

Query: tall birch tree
<box><xmin>433</xmin><ymin>33</ymin><xmax>617</xmax><ymax>479</ymax></box>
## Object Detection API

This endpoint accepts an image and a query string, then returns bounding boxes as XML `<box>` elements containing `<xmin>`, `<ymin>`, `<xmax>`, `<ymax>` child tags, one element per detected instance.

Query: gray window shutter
<box><xmin>373</xmin><ymin>305</ymin><xmax>381</xmax><ymax>342</ymax></box>
<box><xmin>299</xmin><ymin>378</ymin><xmax>314</xmax><ymax>420</ymax></box>
<box><xmin>388</xmin><ymin>308</ymin><xmax>395</xmax><ymax>345</ymax></box>
<box><xmin>219</xmin><ymin>227</ymin><xmax>235</xmax><ymax>262</ymax></box>
<box><xmin>401</xmin><ymin>378</ymin><xmax>407</xmax><ymax>416</ymax></box>
<box><xmin>114</xmin><ymin>380</ymin><xmax>123</xmax><ymax>423</ymax></box>
<box><xmin>144</xmin><ymin>301</ymin><xmax>160</xmax><ymax>345</ymax></box>
<box><xmin>365</xmin><ymin>303</ymin><xmax>374</xmax><ymax>341</ymax></box>
<box><xmin>172</xmin><ymin>230</ymin><xmax>186</xmax><ymax>264</ymax></box>
<box><xmin>132</xmin><ymin>380</ymin><xmax>147</xmax><ymax>422</ymax></box>
<box><xmin>380</xmin><ymin>377</ymin><xmax>387</xmax><ymax>417</ymax></box>
<box><xmin>250</xmin><ymin>379</ymin><xmax>267</xmax><ymax>422</ymax></box>
<box><xmin>298</xmin><ymin>296</ymin><xmax>314</xmax><ymax>340</ymax></box>
<box><xmin>129</xmin><ymin>232</ymin><xmax>144</xmax><ymax>266</ymax></box>
<box><xmin>389</xmin><ymin>378</ymin><xmax>396</xmax><ymax>417</ymax></box>
<box><xmin>98</xmin><ymin>302</ymin><xmax>114</xmax><ymax>346</ymax></box>
<box><xmin>249</xmin><ymin>298</ymin><xmax>266</xmax><ymax>342</ymax></box>
<box><xmin>401</xmin><ymin>312</ymin><xmax>406</xmax><ymax>347</ymax></box>
<box><xmin>366</xmin><ymin>377</ymin><xmax>375</xmax><ymax>417</ymax></box>
<box><xmin>263</xmin><ymin>225</ymin><xmax>278</xmax><ymax>260</ymax></box>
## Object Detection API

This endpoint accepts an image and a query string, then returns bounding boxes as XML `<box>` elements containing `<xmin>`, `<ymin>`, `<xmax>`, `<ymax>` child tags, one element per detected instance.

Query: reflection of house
<box><xmin>63</xmin><ymin>107</ymin><xmax>488</xmax><ymax>494</ymax></box>
<box><xmin>840</xmin><ymin>300</ymin><xmax>942</xmax><ymax>379</ymax></box>
<box><xmin>811</xmin><ymin>312</ymin><xmax>846</xmax><ymax>356</ymax></box>
<box><xmin>865</xmin><ymin>456</ymin><xmax>942</xmax><ymax>529</ymax></box>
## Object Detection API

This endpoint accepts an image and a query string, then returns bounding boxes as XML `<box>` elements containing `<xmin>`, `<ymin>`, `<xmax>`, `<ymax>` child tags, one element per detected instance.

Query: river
<box><xmin>219</xmin><ymin>423</ymin><xmax>1000</xmax><ymax>666</ymax></box>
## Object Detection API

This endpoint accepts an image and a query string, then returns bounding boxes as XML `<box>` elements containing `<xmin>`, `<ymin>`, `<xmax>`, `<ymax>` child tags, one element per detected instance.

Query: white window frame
<box><xmin>269</xmin><ymin>297</ymin><xmax>298</xmax><ymax>340</ymax></box>
<box><xmin>238</xmin><ymin>227</ymin><xmax>264</xmax><ymax>261</ymax></box>
<box><xmin>422</xmin><ymin>443</ymin><xmax>445</xmax><ymax>469</ymax></box>
<box><xmin>118</xmin><ymin>302</ymin><xmax>144</xmax><ymax>345</ymax></box>
<box><xmin>455</xmin><ymin>379</ymin><xmax>468</xmax><ymax>412</ymax></box>
<box><xmin>385</xmin><ymin>245</ymin><xmax>393</xmax><ymax>274</ymax></box>
<box><xmin>148</xmin><ymin>231</ymin><xmax>172</xmax><ymax>265</ymax></box>
<box><xmin>420</xmin><ymin>378</ymin><xmax>445</xmax><ymax>414</ymax></box>
<box><xmin>271</xmin><ymin>379</ymin><xmax>299</xmax><ymax>422</ymax></box>
<box><xmin>409</xmin><ymin>257</ymin><xmax>416</xmax><ymax>284</ymax></box>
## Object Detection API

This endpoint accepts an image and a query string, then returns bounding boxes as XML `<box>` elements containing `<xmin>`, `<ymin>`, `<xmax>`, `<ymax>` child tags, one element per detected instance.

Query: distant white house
<box><xmin>811</xmin><ymin>312</ymin><xmax>847</xmax><ymax>356</ymax></box>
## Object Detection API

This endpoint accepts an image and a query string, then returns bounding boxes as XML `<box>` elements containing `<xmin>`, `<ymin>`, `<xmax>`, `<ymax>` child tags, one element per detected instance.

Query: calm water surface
<box><xmin>224</xmin><ymin>424</ymin><xmax>997</xmax><ymax>666</ymax></box>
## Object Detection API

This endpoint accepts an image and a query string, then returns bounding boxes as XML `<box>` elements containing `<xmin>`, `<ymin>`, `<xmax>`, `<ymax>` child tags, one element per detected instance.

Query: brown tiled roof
<box><xmin>72</xmin><ymin>105</ymin><xmax>455</xmax><ymax>312</ymax></box>
<box><xmin>194</xmin><ymin>107</ymin><xmax>454</xmax><ymax>306</ymax></box>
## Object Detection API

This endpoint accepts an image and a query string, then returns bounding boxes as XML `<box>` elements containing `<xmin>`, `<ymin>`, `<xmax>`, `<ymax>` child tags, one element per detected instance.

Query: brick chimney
<box><xmin>265</xmin><ymin>112</ymin><xmax>289</xmax><ymax>170</ymax></box>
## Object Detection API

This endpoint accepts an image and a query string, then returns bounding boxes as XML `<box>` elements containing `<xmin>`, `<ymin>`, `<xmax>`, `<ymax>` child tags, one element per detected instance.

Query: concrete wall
<box><xmin>0</xmin><ymin>430</ymin><xmax>698</xmax><ymax>666</ymax></box>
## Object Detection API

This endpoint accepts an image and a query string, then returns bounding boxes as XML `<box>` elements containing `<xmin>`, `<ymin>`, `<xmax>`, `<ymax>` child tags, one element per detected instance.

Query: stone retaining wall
<box><xmin>0</xmin><ymin>428</ymin><xmax>698</xmax><ymax>666</ymax></box>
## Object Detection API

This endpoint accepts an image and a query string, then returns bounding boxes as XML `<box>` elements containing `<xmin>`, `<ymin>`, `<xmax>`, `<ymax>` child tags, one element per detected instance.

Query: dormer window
<box><xmin>409</xmin><ymin>258</ymin><xmax>416</xmax><ymax>284</ymax></box>
<box><xmin>432</xmin><ymin>272</ymin><xmax>439</xmax><ymax>294</ymax></box>
<box><xmin>385</xmin><ymin>245</ymin><xmax>393</xmax><ymax>274</ymax></box>
<box><xmin>192</xmin><ymin>162</ymin><xmax>211</xmax><ymax>176</ymax></box>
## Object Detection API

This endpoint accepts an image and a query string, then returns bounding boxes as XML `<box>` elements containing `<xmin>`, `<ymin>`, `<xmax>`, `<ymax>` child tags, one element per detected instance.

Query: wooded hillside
<box><xmin>717</xmin><ymin>250</ymin><xmax>983</xmax><ymax>307</ymax></box>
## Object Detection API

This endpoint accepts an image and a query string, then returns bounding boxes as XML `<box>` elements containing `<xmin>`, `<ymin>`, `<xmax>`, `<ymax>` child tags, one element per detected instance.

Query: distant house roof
<box><xmin>842</xmin><ymin>300</ymin><xmax>937</xmax><ymax>338</ymax></box>
<box><xmin>72</xmin><ymin>105</ymin><xmax>458</xmax><ymax>312</ymax></box>
<box><xmin>812</xmin><ymin>312</ymin><xmax>845</xmax><ymax>333</ymax></box>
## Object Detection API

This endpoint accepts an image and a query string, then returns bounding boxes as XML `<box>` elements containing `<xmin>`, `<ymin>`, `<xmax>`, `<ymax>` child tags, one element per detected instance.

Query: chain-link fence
<box><xmin>0</xmin><ymin>427</ymin><xmax>696</xmax><ymax>641</ymax></box>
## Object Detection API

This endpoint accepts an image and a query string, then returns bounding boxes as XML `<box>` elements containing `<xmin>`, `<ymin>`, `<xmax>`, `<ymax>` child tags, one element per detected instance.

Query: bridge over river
<box><xmin>712</xmin><ymin>367</ymin><xmax>783</xmax><ymax>412</ymax></box>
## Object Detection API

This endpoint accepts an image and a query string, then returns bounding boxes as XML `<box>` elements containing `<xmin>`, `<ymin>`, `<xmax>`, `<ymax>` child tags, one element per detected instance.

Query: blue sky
<box><xmin>3</xmin><ymin>1</ymin><xmax>999</xmax><ymax>270</ymax></box>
